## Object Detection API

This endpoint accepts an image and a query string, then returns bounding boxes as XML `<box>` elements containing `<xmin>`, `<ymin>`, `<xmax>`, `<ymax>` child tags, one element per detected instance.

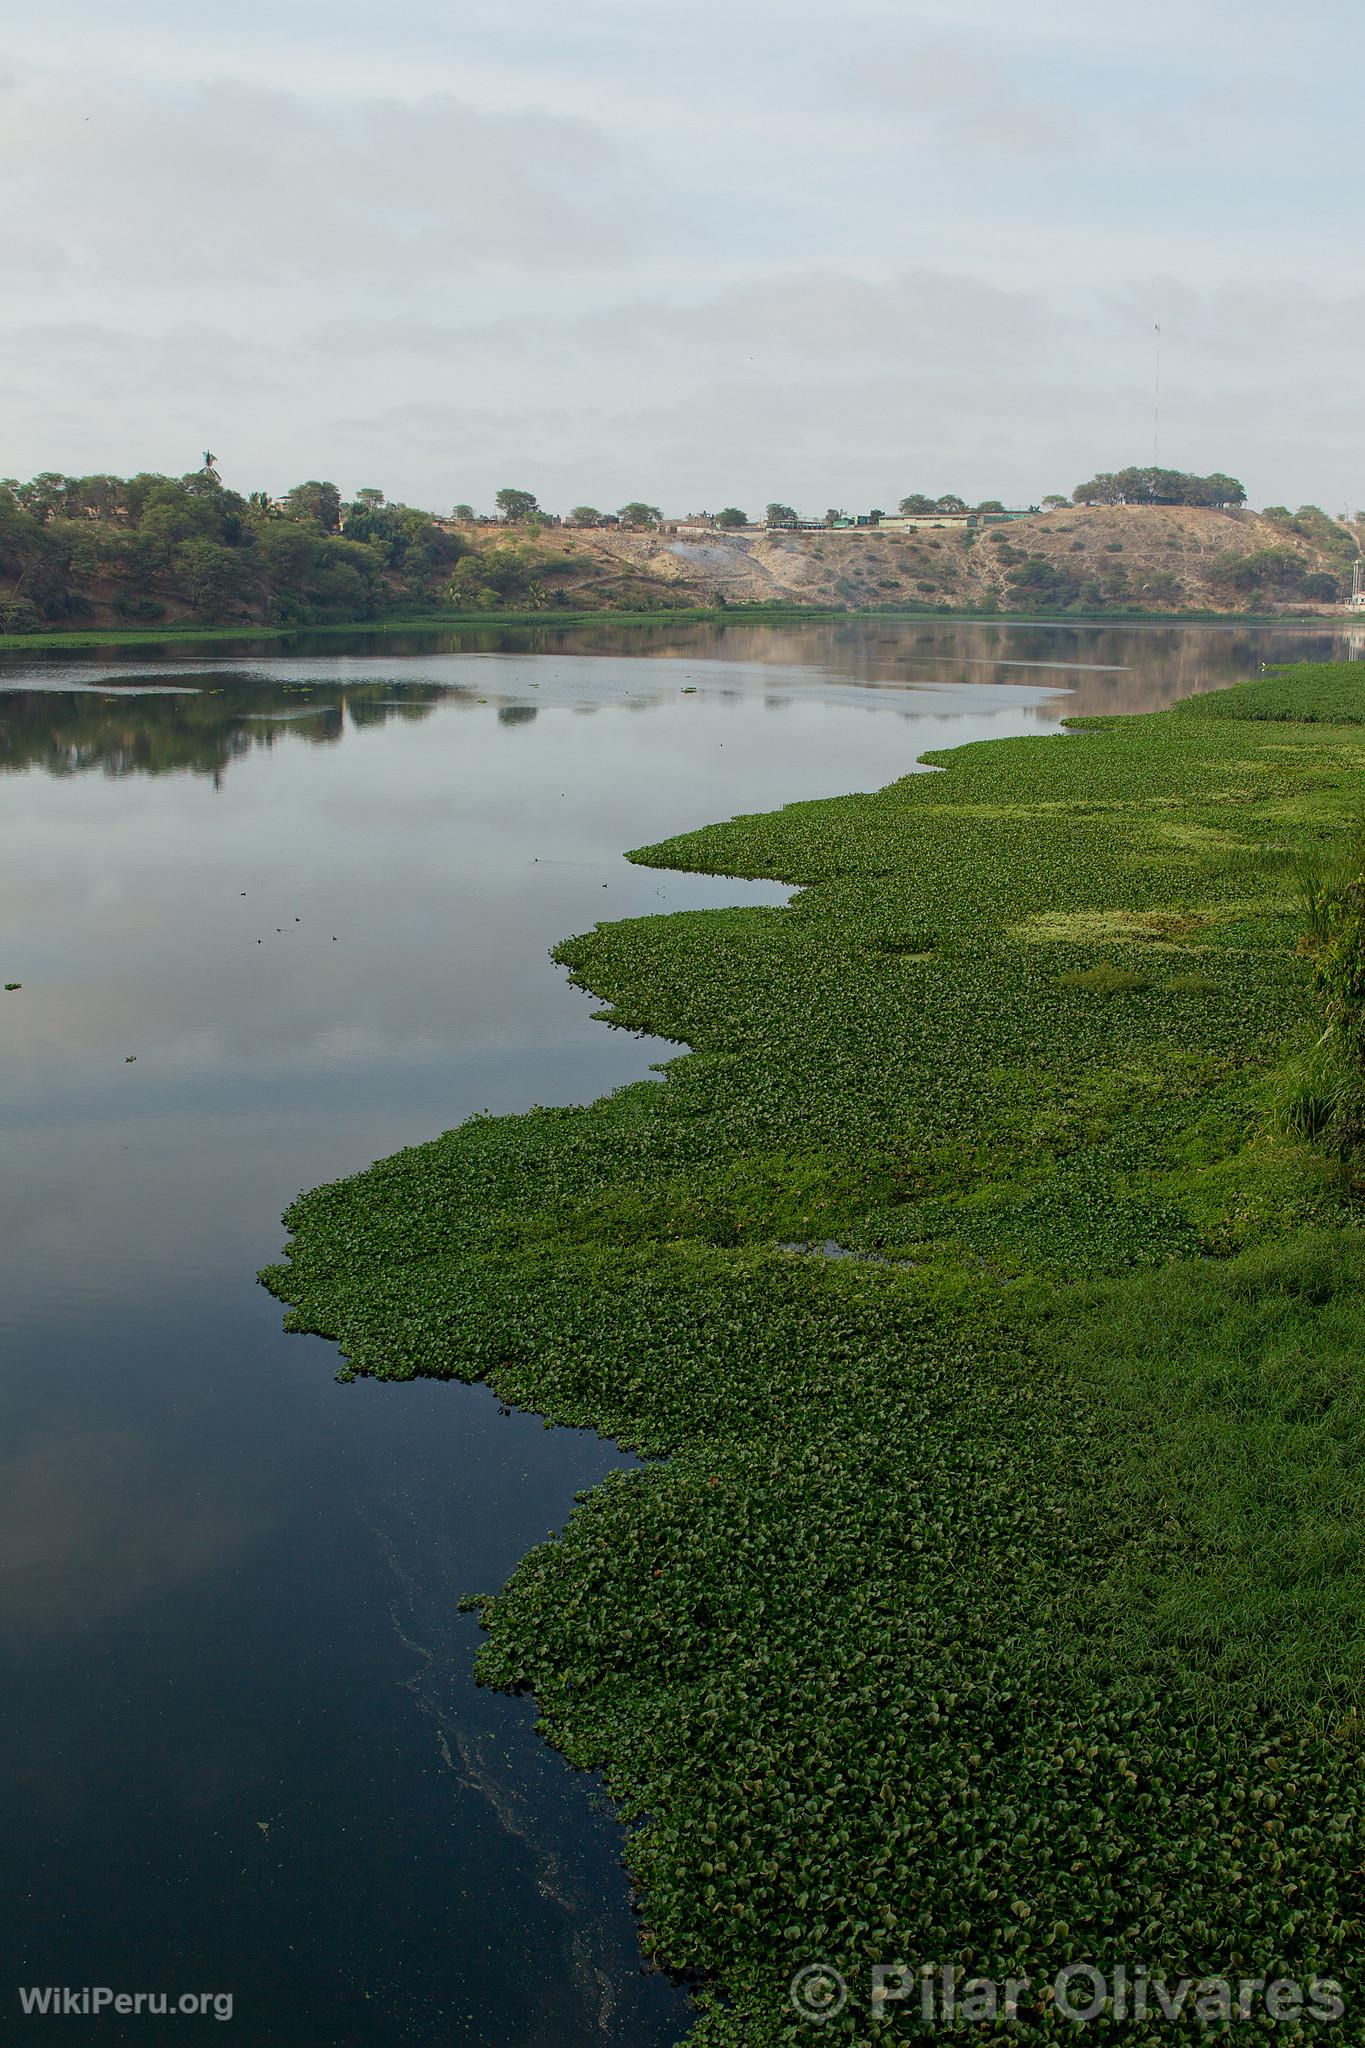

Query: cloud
<box><xmin>308</xmin><ymin>269</ymin><xmax>1050</xmax><ymax>370</ymax></box>
<box><xmin>1</xmin><ymin>4</ymin><xmax>1363</xmax><ymax>508</ymax></box>
<box><xmin>844</xmin><ymin>39</ymin><xmax>1081</xmax><ymax>155</ymax></box>
<box><xmin>0</xmin><ymin>72</ymin><xmax>645</xmax><ymax>288</ymax></box>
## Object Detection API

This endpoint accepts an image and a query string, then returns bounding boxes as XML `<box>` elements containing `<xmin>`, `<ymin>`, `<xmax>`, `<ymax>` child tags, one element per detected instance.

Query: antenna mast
<box><xmin>1153</xmin><ymin>323</ymin><xmax>1161</xmax><ymax>476</ymax></box>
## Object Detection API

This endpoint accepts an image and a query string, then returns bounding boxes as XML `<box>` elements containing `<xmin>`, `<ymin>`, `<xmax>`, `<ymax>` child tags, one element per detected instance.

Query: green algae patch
<box><xmin>263</xmin><ymin>665</ymin><xmax>1365</xmax><ymax>2044</ymax></box>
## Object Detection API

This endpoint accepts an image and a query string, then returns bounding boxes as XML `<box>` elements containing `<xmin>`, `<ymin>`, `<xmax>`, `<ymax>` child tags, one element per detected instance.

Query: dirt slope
<box><xmin>489</xmin><ymin>505</ymin><xmax>1357</xmax><ymax>615</ymax></box>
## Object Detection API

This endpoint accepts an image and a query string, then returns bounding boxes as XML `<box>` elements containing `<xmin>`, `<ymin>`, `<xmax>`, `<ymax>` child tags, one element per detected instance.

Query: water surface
<box><xmin>1</xmin><ymin>619</ymin><xmax>1355</xmax><ymax>2044</ymax></box>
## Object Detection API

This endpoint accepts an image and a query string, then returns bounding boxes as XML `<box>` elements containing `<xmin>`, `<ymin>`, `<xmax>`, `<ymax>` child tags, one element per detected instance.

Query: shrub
<box><xmin>112</xmin><ymin>593</ymin><xmax>167</xmax><ymax>622</ymax></box>
<box><xmin>0</xmin><ymin>595</ymin><xmax>42</xmax><ymax>633</ymax></box>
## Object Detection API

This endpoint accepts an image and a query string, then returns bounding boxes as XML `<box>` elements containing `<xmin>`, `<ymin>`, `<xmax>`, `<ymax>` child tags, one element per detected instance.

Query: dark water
<box><xmin>0</xmin><ymin>619</ymin><xmax>1356</xmax><ymax>2046</ymax></box>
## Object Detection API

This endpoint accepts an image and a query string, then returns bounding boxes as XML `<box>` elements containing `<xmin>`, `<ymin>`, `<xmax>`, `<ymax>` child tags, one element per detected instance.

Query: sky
<box><xmin>3</xmin><ymin>0</ymin><xmax>1363</xmax><ymax>515</ymax></box>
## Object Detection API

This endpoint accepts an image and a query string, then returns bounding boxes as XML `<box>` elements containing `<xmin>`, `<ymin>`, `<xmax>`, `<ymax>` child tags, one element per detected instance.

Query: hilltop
<box><xmin>498</xmin><ymin>502</ymin><xmax>1358</xmax><ymax>617</ymax></box>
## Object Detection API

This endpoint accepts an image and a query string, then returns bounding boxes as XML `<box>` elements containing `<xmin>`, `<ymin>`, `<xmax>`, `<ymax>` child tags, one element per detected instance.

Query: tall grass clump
<box><xmin>1278</xmin><ymin>823</ymin><xmax>1365</xmax><ymax>1161</ymax></box>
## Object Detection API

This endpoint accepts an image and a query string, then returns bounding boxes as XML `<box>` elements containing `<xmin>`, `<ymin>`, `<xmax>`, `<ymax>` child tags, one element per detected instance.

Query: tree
<box><xmin>715</xmin><ymin>507</ymin><xmax>747</xmax><ymax>528</ymax></box>
<box><xmin>306</xmin><ymin>560</ymin><xmax>371</xmax><ymax>621</ymax></box>
<box><xmin>1041</xmin><ymin>494</ymin><xmax>1069</xmax><ymax>511</ymax></box>
<box><xmin>618</xmin><ymin>502</ymin><xmax>662</xmax><ymax>528</ymax></box>
<box><xmin>448</xmin><ymin>547</ymin><xmax>540</xmax><ymax>608</ymax></box>
<box><xmin>1204</xmin><ymin>472</ymin><xmax>1247</xmax><ymax>508</ymax></box>
<box><xmin>174</xmin><ymin>537</ymin><xmax>245</xmax><ymax>616</ymax></box>
<box><xmin>452</xmin><ymin>503</ymin><xmax>477</xmax><ymax>524</ymax></box>
<box><xmin>16</xmin><ymin>473</ymin><xmax>76</xmax><ymax>522</ymax></box>
<box><xmin>569</xmin><ymin>506</ymin><xmax>603</xmax><ymax>527</ymax></box>
<box><xmin>976</xmin><ymin>500</ymin><xmax>1006</xmax><ymax>515</ymax></box>
<box><xmin>1072</xmin><ymin>466</ymin><xmax>1246</xmax><ymax>508</ymax></box>
<box><xmin>283</xmin><ymin>481</ymin><xmax>342</xmax><ymax>531</ymax></box>
<box><xmin>868</xmin><ymin>508</ymin><xmax>884</xmax><ymax>524</ymax></box>
<box><xmin>765</xmin><ymin>502</ymin><xmax>798</xmax><ymax>528</ymax></box>
<box><xmin>495</xmin><ymin>487</ymin><xmax>539</xmax><ymax>523</ymax></box>
<box><xmin>934</xmin><ymin>494</ymin><xmax>968</xmax><ymax>514</ymax></box>
<box><xmin>825</xmin><ymin>508</ymin><xmax>843</xmax><ymax>526</ymax></box>
<box><xmin>69</xmin><ymin>475</ymin><xmax>122</xmax><ymax>520</ymax></box>
<box><xmin>355</xmin><ymin>487</ymin><xmax>386</xmax><ymax>509</ymax></box>
<box><xmin>898</xmin><ymin>495</ymin><xmax>936</xmax><ymax>515</ymax></box>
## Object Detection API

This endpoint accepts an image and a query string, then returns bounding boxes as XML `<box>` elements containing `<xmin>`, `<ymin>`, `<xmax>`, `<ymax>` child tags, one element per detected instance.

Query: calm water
<box><xmin>1</xmin><ymin>618</ymin><xmax>1356</xmax><ymax>2045</ymax></box>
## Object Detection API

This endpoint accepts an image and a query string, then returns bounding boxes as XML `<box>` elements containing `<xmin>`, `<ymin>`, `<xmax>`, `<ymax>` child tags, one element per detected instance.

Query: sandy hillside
<box><xmin>484</xmin><ymin>505</ymin><xmax>1358</xmax><ymax>615</ymax></box>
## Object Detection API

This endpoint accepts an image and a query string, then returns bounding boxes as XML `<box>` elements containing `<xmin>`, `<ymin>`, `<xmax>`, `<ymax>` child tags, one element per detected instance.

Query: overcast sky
<box><xmin>3</xmin><ymin>0</ymin><xmax>1362</xmax><ymax>515</ymax></box>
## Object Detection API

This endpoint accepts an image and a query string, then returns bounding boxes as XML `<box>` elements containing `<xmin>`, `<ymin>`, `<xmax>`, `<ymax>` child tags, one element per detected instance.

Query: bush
<box><xmin>1208</xmin><ymin>547</ymin><xmax>1323</xmax><ymax>601</ymax></box>
<box><xmin>112</xmin><ymin>593</ymin><xmax>167</xmax><ymax>623</ymax></box>
<box><xmin>1005</xmin><ymin>556</ymin><xmax>1083</xmax><ymax>608</ymax></box>
<box><xmin>0</xmin><ymin>595</ymin><xmax>41</xmax><ymax>633</ymax></box>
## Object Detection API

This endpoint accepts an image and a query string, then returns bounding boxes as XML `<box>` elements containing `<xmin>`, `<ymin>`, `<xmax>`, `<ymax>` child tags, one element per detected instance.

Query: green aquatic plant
<box><xmin>264</xmin><ymin>660</ymin><xmax>1365</xmax><ymax>2045</ymax></box>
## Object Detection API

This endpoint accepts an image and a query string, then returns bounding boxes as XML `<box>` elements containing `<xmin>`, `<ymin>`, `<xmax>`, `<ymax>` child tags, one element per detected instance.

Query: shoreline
<box><xmin>261</xmin><ymin>661</ymin><xmax>1365</xmax><ymax>2044</ymax></box>
<box><xmin>0</xmin><ymin>602</ymin><xmax>1350</xmax><ymax>656</ymax></box>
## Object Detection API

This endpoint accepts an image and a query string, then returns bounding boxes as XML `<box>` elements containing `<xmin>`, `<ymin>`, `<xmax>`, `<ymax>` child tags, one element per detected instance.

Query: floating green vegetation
<box><xmin>1176</xmin><ymin>660</ymin><xmax>1365</xmax><ymax>724</ymax></box>
<box><xmin>264</xmin><ymin>663</ymin><xmax>1365</xmax><ymax>2044</ymax></box>
<box><xmin>1160</xmin><ymin>969</ymin><xmax>1219</xmax><ymax>996</ymax></box>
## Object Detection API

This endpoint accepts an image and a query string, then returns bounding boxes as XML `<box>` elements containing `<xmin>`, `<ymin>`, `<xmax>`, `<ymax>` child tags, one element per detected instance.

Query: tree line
<box><xmin>0</xmin><ymin>464</ymin><xmax>574</xmax><ymax>632</ymax></box>
<box><xmin>2</xmin><ymin>457</ymin><xmax>1350</xmax><ymax>635</ymax></box>
<box><xmin>1070</xmin><ymin>466</ymin><xmax>1247</xmax><ymax>507</ymax></box>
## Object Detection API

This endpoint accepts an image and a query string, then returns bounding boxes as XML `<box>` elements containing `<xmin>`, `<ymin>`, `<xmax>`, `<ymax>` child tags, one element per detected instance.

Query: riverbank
<box><xmin>263</xmin><ymin>662</ymin><xmax>1365</xmax><ymax>2044</ymax></box>
<box><xmin>0</xmin><ymin>600</ymin><xmax>1344</xmax><ymax>656</ymax></box>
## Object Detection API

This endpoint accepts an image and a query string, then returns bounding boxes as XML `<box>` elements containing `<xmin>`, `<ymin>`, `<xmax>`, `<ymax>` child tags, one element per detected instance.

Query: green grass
<box><xmin>0</xmin><ymin>605</ymin><xmax>903</xmax><ymax>651</ymax></box>
<box><xmin>262</xmin><ymin>663</ymin><xmax>1365</xmax><ymax>2043</ymax></box>
<box><xmin>0</xmin><ymin>606</ymin><xmax>1340</xmax><ymax>654</ymax></box>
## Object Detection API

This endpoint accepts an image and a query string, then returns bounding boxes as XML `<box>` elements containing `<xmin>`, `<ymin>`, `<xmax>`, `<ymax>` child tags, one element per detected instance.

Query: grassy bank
<box><xmin>263</xmin><ymin>662</ymin><xmax>1365</xmax><ymax>2042</ymax></box>
<box><xmin>0</xmin><ymin>605</ymin><xmax>865</xmax><ymax>653</ymax></box>
<box><xmin>0</xmin><ymin>602</ymin><xmax>1343</xmax><ymax>655</ymax></box>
